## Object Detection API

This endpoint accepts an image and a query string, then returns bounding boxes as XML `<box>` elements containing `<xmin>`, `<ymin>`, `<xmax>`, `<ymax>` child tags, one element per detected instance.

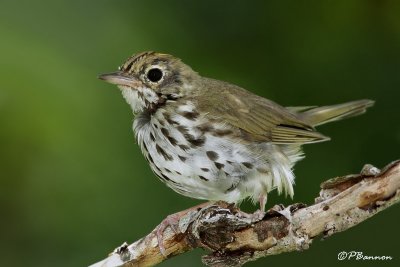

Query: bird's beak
<box><xmin>98</xmin><ymin>71</ymin><xmax>142</xmax><ymax>88</ymax></box>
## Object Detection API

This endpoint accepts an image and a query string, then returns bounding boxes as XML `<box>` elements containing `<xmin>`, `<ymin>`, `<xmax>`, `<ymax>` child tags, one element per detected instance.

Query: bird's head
<box><xmin>99</xmin><ymin>51</ymin><xmax>198</xmax><ymax>114</ymax></box>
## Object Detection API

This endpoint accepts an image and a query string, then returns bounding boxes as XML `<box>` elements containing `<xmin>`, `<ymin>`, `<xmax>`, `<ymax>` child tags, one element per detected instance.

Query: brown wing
<box><xmin>196</xmin><ymin>78</ymin><xmax>329</xmax><ymax>144</ymax></box>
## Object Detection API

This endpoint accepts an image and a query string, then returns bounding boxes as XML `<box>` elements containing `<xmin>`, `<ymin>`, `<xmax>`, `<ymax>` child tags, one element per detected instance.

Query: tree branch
<box><xmin>90</xmin><ymin>160</ymin><xmax>400</xmax><ymax>267</ymax></box>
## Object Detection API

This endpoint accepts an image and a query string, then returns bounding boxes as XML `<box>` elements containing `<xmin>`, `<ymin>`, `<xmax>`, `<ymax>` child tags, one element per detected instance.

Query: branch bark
<box><xmin>90</xmin><ymin>160</ymin><xmax>400</xmax><ymax>267</ymax></box>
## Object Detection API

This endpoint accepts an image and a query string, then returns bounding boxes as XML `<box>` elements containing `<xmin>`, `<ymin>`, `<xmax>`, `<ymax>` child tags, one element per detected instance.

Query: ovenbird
<box><xmin>99</xmin><ymin>51</ymin><xmax>374</xmax><ymax>211</ymax></box>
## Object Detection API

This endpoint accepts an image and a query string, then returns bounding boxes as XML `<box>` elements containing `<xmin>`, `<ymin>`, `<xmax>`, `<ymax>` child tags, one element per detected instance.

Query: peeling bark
<box><xmin>90</xmin><ymin>160</ymin><xmax>400</xmax><ymax>267</ymax></box>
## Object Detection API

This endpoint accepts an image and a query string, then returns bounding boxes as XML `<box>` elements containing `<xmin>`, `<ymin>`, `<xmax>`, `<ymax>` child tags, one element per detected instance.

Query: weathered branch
<box><xmin>90</xmin><ymin>160</ymin><xmax>400</xmax><ymax>267</ymax></box>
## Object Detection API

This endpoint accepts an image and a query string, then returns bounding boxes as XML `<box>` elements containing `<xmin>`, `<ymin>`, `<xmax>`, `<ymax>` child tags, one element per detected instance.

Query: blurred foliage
<box><xmin>0</xmin><ymin>0</ymin><xmax>399</xmax><ymax>266</ymax></box>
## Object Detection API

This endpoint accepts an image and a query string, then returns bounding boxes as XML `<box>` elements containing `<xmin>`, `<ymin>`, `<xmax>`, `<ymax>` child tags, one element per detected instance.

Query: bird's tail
<box><xmin>294</xmin><ymin>99</ymin><xmax>375</xmax><ymax>127</ymax></box>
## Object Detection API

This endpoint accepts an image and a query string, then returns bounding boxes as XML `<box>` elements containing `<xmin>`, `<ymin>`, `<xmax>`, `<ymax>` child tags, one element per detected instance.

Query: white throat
<box><xmin>119</xmin><ymin>86</ymin><xmax>159</xmax><ymax>114</ymax></box>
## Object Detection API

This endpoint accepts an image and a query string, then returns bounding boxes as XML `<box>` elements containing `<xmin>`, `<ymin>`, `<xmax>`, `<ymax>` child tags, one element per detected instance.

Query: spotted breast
<box><xmin>133</xmin><ymin>97</ymin><xmax>300</xmax><ymax>204</ymax></box>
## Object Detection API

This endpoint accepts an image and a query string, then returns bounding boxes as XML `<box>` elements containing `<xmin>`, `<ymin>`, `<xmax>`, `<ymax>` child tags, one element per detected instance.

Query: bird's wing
<box><xmin>196</xmin><ymin>80</ymin><xmax>329</xmax><ymax>144</ymax></box>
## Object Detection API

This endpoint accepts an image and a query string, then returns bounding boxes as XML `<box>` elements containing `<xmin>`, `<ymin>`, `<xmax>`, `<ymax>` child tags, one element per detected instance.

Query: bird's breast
<box><xmin>132</xmin><ymin>101</ymin><xmax>301</xmax><ymax>202</ymax></box>
<box><xmin>132</xmin><ymin>102</ymin><xmax>251</xmax><ymax>198</ymax></box>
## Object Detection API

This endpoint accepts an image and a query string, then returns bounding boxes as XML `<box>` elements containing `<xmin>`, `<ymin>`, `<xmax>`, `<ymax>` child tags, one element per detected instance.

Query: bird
<box><xmin>99</xmin><ymin>51</ymin><xmax>373</xmax><ymax>253</ymax></box>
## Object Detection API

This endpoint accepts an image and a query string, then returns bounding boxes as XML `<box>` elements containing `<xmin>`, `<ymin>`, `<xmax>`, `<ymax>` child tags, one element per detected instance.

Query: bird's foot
<box><xmin>155</xmin><ymin>213</ymin><xmax>181</xmax><ymax>256</ymax></box>
<box><xmin>154</xmin><ymin>202</ymin><xmax>213</xmax><ymax>257</ymax></box>
<box><xmin>236</xmin><ymin>209</ymin><xmax>266</xmax><ymax>223</ymax></box>
<box><xmin>235</xmin><ymin>194</ymin><xmax>267</xmax><ymax>222</ymax></box>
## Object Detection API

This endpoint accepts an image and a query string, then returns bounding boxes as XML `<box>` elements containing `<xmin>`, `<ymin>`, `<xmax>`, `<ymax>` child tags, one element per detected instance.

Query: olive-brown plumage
<box><xmin>99</xmin><ymin>51</ymin><xmax>374</xmax><ymax>211</ymax></box>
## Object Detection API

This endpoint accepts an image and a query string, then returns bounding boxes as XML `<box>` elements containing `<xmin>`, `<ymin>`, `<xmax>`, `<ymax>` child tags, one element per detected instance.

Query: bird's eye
<box><xmin>147</xmin><ymin>68</ymin><xmax>163</xmax><ymax>83</ymax></box>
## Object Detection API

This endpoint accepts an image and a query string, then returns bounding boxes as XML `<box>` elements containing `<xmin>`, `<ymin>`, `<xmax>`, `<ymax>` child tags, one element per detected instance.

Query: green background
<box><xmin>1</xmin><ymin>0</ymin><xmax>399</xmax><ymax>266</ymax></box>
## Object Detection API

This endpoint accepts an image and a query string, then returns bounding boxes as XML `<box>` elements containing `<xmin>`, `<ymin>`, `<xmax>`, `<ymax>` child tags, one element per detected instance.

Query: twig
<box><xmin>90</xmin><ymin>160</ymin><xmax>400</xmax><ymax>267</ymax></box>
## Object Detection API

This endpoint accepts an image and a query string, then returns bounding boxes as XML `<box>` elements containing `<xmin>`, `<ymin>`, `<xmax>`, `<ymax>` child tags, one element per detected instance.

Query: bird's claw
<box><xmin>155</xmin><ymin>213</ymin><xmax>181</xmax><ymax>257</ymax></box>
<box><xmin>236</xmin><ymin>209</ymin><xmax>266</xmax><ymax>223</ymax></box>
<box><xmin>154</xmin><ymin>202</ymin><xmax>213</xmax><ymax>257</ymax></box>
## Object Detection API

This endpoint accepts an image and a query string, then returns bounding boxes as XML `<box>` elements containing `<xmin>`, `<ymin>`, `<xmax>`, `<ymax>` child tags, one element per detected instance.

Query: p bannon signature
<box><xmin>338</xmin><ymin>251</ymin><xmax>393</xmax><ymax>261</ymax></box>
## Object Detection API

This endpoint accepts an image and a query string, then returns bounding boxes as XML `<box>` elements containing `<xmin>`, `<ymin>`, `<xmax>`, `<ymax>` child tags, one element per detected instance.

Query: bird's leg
<box><xmin>235</xmin><ymin>194</ymin><xmax>267</xmax><ymax>222</ymax></box>
<box><xmin>259</xmin><ymin>194</ymin><xmax>267</xmax><ymax>212</ymax></box>
<box><xmin>251</xmin><ymin>194</ymin><xmax>267</xmax><ymax>220</ymax></box>
<box><xmin>155</xmin><ymin>201</ymin><xmax>213</xmax><ymax>257</ymax></box>
<box><xmin>254</xmin><ymin>194</ymin><xmax>267</xmax><ymax>218</ymax></box>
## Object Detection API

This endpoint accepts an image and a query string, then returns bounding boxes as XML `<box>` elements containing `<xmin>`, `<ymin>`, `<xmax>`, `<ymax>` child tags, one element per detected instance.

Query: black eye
<box><xmin>147</xmin><ymin>68</ymin><xmax>163</xmax><ymax>82</ymax></box>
